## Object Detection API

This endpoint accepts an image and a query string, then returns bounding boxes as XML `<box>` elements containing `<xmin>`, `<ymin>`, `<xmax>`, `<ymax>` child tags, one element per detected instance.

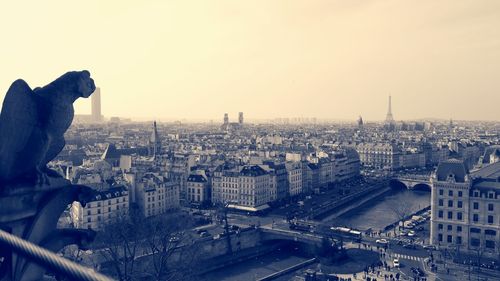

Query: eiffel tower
<box><xmin>385</xmin><ymin>95</ymin><xmax>394</xmax><ymax>123</ymax></box>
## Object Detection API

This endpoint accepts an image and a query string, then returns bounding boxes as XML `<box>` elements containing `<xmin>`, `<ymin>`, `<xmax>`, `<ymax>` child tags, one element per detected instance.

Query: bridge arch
<box><xmin>412</xmin><ymin>183</ymin><xmax>431</xmax><ymax>191</ymax></box>
<box><xmin>389</xmin><ymin>179</ymin><xmax>407</xmax><ymax>189</ymax></box>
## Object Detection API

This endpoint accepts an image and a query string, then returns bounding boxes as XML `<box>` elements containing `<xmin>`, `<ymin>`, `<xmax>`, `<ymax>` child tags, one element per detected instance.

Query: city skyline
<box><xmin>1</xmin><ymin>1</ymin><xmax>499</xmax><ymax>121</ymax></box>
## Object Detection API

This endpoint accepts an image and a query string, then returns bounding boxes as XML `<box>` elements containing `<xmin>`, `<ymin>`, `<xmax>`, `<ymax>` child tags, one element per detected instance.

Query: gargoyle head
<box><xmin>47</xmin><ymin>70</ymin><xmax>96</xmax><ymax>101</ymax></box>
<box><xmin>75</xmin><ymin>70</ymin><xmax>96</xmax><ymax>98</ymax></box>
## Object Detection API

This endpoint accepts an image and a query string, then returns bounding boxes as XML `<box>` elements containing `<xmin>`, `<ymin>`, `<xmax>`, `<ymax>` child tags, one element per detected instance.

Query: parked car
<box><xmin>196</xmin><ymin>229</ymin><xmax>207</xmax><ymax>234</ymax></box>
<box><xmin>407</xmin><ymin>230</ymin><xmax>416</xmax><ymax>237</ymax></box>
<box><xmin>423</xmin><ymin>245</ymin><xmax>436</xmax><ymax>250</ymax></box>
<box><xmin>199</xmin><ymin>232</ymin><xmax>211</xmax><ymax>238</ymax></box>
<box><xmin>403</xmin><ymin>243</ymin><xmax>417</xmax><ymax>249</ymax></box>
<box><xmin>411</xmin><ymin>267</ymin><xmax>425</xmax><ymax>276</ymax></box>
<box><xmin>228</xmin><ymin>225</ymin><xmax>240</xmax><ymax>231</ymax></box>
<box><xmin>376</xmin><ymin>239</ymin><xmax>389</xmax><ymax>245</ymax></box>
<box><xmin>393</xmin><ymin>258</ymin><xmax>400</xmax><ymax>268</ymax></box>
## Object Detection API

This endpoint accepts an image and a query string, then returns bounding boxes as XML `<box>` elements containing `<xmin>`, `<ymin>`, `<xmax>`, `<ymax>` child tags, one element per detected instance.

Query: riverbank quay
<box><xmin>318</xmin><ymin>186</ymin><xmax>392</xmax><ymax>222</ymax></box>
<box><xmin>312</xmin><ymin>181</ymin><xmax>390</xmax><ymax>220</ymax></box>
<box><xmin>381</xmin><ymin>206</ymin><xmax>431</xmax><ymax>235</ymax></box>
<box><xmin>256</xmin><ymin>258</ymin><xmax>317</xmax><ymax>281</ymax></box>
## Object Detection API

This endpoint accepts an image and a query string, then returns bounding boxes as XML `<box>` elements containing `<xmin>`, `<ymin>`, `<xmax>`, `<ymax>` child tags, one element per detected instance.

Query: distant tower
<box><xmin>238</xmin><ymin>112</ymin><xmax>244</xmax><ymax>125</ymax></box>
<box><xmin>223</xmin><ymin>113</ymin><xmax>229</xmax><ymax>125</ymax></box>
<box><xmin>91</xmin><ymin>87</ymin><xmax>102</xmax><ymax>122</ymax></box>
<box><xmin>385</xmin><ymin>95</ymin><xmax>394</xmax><ymax>123</ymax></box>
<box><xmin>148</xmin><ymin>121</ymin><xmax>162</xmax><ymax>157</ymax></box>
<box><xmin>358</xmin><ymin>116</ymin><xmax>364</xmax><ymax>129</ymax></box>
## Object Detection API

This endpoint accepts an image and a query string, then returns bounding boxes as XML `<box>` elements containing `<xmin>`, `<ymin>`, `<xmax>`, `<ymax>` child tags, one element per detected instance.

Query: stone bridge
<box><xmin>392</xmin><ymin>174</ymin><xmax>432</xmax><ymax>190</ymax></box>
<box><xmin>259</xmin><ymin>226</ymin><xmax>324</xmax><ymax>246</ymax></box>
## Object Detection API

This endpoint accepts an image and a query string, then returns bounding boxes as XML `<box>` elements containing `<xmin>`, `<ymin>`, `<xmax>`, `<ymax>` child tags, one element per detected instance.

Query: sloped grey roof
<box><xmin>435</xmin><ymin>159</ymin><xmax>468</xmax><ymax>183</ymax></box>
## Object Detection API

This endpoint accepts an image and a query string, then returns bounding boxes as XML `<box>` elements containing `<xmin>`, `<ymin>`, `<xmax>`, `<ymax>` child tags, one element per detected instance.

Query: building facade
<box><xmin>135</xmin><ymin>173</ymin><xmax>180</xmax><ymax>218</ymax></box>
<box><xmin>211</xmin><ymin>164</ymin><xmax>270</xmax><ymax>209</ymax></box>
<box><xmin>71</xmin><ymin>185</ymin><xmax>129</xmax><ymax>230</ymax></box>
<box><xmin>430</xmin><ymin>160</ymin><xmax>499</xmax><ymax>256</ymax></box>
<box><xmin>357</xmin><ymin>143</ymin><xmax>401</xmax><ymax>170</ymax></box>
<box><xmin>286</xmin><ymin>162</ymin><xmax>303</xmax><ymax>197</ymax></box>
<box><xmin>186</xmin><ymin>173</ymin><xmax>211</xmax><ymax>206</ymax></box>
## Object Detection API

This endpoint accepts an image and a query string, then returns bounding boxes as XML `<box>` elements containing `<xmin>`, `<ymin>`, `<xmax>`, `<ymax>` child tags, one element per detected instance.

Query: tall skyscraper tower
<box><xmin>223</xmin><ymin>113</ymin><xmax>229</xmax><ymax>125</ymax></box>
<box><xmin>238</xmin><ymin>112</ymin><xmax>244</xmax><ymax>125</ymax></box>
<box><xmin>149</xmin><ymin>121</ymin><xmax>162</xmax><ymax>157</ymax></box>
<box><xmin>385</xmin><ymin>95</ymin><xmax>394</xmax><ymax>123</ymax></box>
<box><xmin>91</xmin><ymin>87</ymin><xmax>102</xmax><ymax>122</ymax></box>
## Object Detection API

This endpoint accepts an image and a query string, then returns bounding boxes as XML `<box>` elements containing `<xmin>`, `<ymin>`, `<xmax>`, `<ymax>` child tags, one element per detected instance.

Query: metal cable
<box><xmin>0</xmin><ymin>229</ymin><xmax>114</xmax><ymax>281</ymax></box>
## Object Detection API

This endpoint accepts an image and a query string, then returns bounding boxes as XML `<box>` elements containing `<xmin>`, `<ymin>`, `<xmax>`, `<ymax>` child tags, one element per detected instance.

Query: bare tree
<box><xmin>472</xmin><ymin>246</ymin><xmax>485</xmax><ymax>274</ymax></box>
<box><xmin>94</xmin><ymin>209</ymin><xmax>144</xmax><ymax>281</ymax></box>
<box><xmin>141</xmin><ymin>212</ymin><xmax>200</xmax><ymax>281</ymax></box>
<box><xmin>388</xmin><ymin>194</ymin><xmax>414</xmax><ymax>235</ymax></box>
<box><xmin>216</xmin><ymin>202</ymin><xmax>232</xmax><ymax>255</ymax></box>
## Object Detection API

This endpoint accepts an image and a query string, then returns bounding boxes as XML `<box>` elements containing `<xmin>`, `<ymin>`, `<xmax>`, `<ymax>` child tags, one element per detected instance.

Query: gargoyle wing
<box><xmin>43</xmin><ymin>136</ymin><xmax>65</xmax><ymax>167</ymax></box>
<box><xmin>0</xmin><ymin>79</ymin><xmax>38</xmax><ymax>180</ymax></box>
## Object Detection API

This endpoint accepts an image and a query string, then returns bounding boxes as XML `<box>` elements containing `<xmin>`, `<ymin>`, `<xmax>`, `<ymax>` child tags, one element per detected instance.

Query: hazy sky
<box><xmin>0</xmin><ymin>1</ymin><xmax>499</xmax><ymax>121</ymax></box>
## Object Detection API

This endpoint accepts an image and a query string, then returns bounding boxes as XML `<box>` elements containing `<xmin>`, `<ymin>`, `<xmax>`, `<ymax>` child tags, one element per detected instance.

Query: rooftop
<box><xmin>435</xmin><ymin>159</ymin><xmax>469</xmax><ymax>183</ymax></box>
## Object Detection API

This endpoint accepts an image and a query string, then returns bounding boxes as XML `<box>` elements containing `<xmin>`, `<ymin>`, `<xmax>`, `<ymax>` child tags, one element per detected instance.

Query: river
<box><xmin>200</xmin><ymin>187</ymin><xmax>430</xmax><ymax>280</ymax></box>
<box><xmin>324</xmin><ymin>188</ymin><xmax>431</xmax><ymax>231</ymax></box>
<box><xmin>199</xmin><ymin>247</ymin><xmax>309</xmax><ymax>281</ymax></box>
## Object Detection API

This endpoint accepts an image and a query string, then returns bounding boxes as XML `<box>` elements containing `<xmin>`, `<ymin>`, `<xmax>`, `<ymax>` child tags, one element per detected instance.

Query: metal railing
<box><xmin>0</xmin><ymin>229</ymin><xmax>114</xmax><ymax>281</ymax></box>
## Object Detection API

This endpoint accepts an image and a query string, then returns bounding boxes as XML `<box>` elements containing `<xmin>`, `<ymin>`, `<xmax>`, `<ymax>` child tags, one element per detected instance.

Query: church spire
<box><xmin>149</xmin><ymin>121</ymin><xmax>161</xmax><ymax>157</ymax></box>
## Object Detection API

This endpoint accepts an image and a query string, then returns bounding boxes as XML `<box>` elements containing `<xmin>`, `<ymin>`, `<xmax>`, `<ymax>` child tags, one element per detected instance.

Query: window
<box><xmin>485</xmin><ymin>230</ymin><xmax>496</xmax><ymax>236</ymax></box>
<box><xmin>447</xmin><ymin>225</ymin><xmax>452</xmax><ymax>231</ymax></box>
<box><xmin>473</xmin><ymin>202</ymin><xmax>479</xmax><ymax>209</ymax></box>
<box><xmin>474</xmin><ymin>191</ymin><xmax>479</xmax><ymax>197</ymax></box>
<box><xmin>470</xmin><ymin>228</ymin><xmax>481</xmax><ymax>234</ymax></box>
<box><xmin>457</xmin><ymin>226</ymin><xmax>462</xmax><ymax>232</ymax></box>
<box><xmin>438</xmin><ymin>210</ymin><xmax>443</xmax><ymax>218</ymax></box>
<box><xmin>87</xmin><ymin>217</ymin><xmax>91</xmax><ymax>223</ymax></box>
<box><xmin>108</xmin><ymin>207</ymin><xmax>111</xmax><ymax>212</ymax></box>
<box><xmin>458</xmin><ymin>201</ymin><xmax>463</xmax><ymax>208</ymax></box>
<box><xmin>456</xmin><ymin>236</ymin><xmax>462</xmax><ymax>244</ymax></box>
<box><xmin>447</xmin><ymin>235</ymin><xmax>452</xmax><ymax>243</ymax></box>
<box><xmin>438</xmin><ymin>224</ymin><xmax>443</xmax><ymax>230</ymax></box>
<box><xmin>470</xmin><ymin>238</ymin><xmax>480</xmax><ymax>247</ymax></box>
<box><xmin>439</xmin><ymin>199</ymin><xmax>443</xmax><ymax>206</ymax></box>
<box><xmin>87</xmin><ymin>210</ymin><xmax>91</xmax><ymax>216</ymax></box>
<box><xmin>447</xmin><ymin>211</ymin><xmax>453</xmax><ymax>219</ymax></box>
<box><xmin>473</xmin><ymin>214</ymin><xmax>479</xmax><ymax>222</ymax></box>
<box><xmin>448</xmin><ymin>200</ymin><xmax>453</xmax><ymax>207</ymax></box>
<box><xmin>97</xmin><ymin>209</ymin><xmax>101</xmax><ymax>214</ymax></box>
<box><xmin>488</xmin><ymin>204</ymin><xmax>494</xmax><ymax>211</ymax></box>
<box><xmin>438</xmin><ymin>234</ymin><xmax>443</xmax><ymax>242</ymax></box>
<box><xmin>448</xmin><ymin>190</ymin><xmax>453</xmax><ymax>196</ymax></box>
<box><xmin>488</xmin><ymin>193</ymin><xmax>494</xmax><ymax>199</ymax></box>
<box><xmin>488</xmin><ymin>215</ymin><xmax>494</xmax><ymax>224</ymax></box>
<box><xmin>458</xmin><ymin>191</ymin><xmax>463</xmax><ymax>197</ymax></box>
<box><xmin>439</xmin><ymin>189</ymin><xmax>444</xmax><ymax>196</ymax></box>
<box><xmin>457</xmin><ymin>212</ymin><xmax>463</xmax><ymax>220</ymax></box>
<box><xmin>485</xmin><ymin>240</ymin><xmax>495</xmax><ymax>249</ymax></box>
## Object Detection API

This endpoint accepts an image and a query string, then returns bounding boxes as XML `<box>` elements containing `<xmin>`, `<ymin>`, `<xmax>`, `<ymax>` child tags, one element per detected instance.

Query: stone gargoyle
<box><xmin>0</xmin><ymin>70</ymin><xmax>95</xmax><ymax>186</ymax></box>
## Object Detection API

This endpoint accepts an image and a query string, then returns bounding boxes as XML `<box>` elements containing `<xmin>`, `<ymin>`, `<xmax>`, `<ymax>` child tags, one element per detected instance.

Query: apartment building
<box><xmin>430</xmin><ymin>159</ymin><xmax>499</xmax><ymax>256</ymax></box>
